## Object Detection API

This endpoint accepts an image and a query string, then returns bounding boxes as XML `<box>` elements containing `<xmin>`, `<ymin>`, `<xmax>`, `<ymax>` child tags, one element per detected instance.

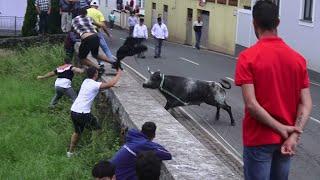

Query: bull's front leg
<box><xmin>215</xmin><ymin>106</ymin><xmax>220</xmax><ymax>121</ymax></box>
<box><xmin>221</xmin><ymin>103</ymin><xmax>235</xmax><ymax>126</ymax></box>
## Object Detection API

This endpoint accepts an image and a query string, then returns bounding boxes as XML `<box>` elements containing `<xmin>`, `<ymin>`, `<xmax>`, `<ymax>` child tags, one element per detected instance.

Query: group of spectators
<box><xmin>36</xmin><ymin>1</ymin><xmax>172</xmax><ymax>180</ymax></box>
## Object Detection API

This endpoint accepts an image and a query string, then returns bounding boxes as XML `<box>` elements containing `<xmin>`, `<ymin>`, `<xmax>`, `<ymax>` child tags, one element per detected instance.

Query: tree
<box><xmin>48</xmin><ymin>0</ymin><xmax>62</xmax><ymax>34</ymax></box>
<box><xmin>22</xmin><ymin>0</ymin><xmax>37</xmax><ymax>36</ymax></box>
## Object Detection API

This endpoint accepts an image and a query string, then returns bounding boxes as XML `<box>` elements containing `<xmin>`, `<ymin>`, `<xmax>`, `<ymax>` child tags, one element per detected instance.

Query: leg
<box><xmin>270</xmin><ymin>147</ymin><xmax>291</xmax><ymax>180</ymax></box>
<box><xmin>215</xmin><ymin>106</ymin><xmax>220</xmax><ymax>121</ymax></box>
<box><xmin>69</xmin><ymin>112</ymin><xmax>86</xmax><ymax>153</ymax></box>
<box><xmin>243</xmin><ymin>145</ymin><xmax>275</xmax><ymax>180</ymax></box>
<box><xmin>158</xmin><ymin>39</ymin><xmax>163</xmax><ymax>57</ymax></box>
<box><xmin>39</xmin><ymin>12</ymin><xmax>45</xmax><ymax>34</ymax></box>
<box><xmin>65</xmin><ymin>87</ymin><xmax>77</xmax><ymax>102</ymax></box>
<box><xmin>49</xmin><ymin>87</ymin><xmax>64</xmax><ymax>107</ymax></box>
<box><xmin>221</xmin><ymin>102</ymin><xmax>235</xmax><ymax>126</ymax></box>
<box><xmin>66</xmin><ymin>13</ymin><xmax>72</xmax><ymax>32</ymax></box>
<box><xmin>195</xmin><ymin>31</ymin><xmax>199</xmax><ymax>48</ymax></box>
<box><xmin>61</xmin><ymin>12</ymin><xmax>66</xmax><ymax>32</ymax></box>
<box><xmin>98</xmin><ymin>32</ymin><xmax>114</xmax><ymax>61</ymax></box>
<box><xmin>154</xmin><ymin>38</ymin><xmax>159</xmax><ymax>57</ymax></box>
<box><xmin>69</xmin><ymin>132</ymin><xmax>80</xmax><ymax>152</ymax></box>
<box><xmin>136</xmin><ymin>38</ymin><xmax>142</xmax><ymax>57</ymax></box>
<box><xmin>44</xmin><ymin>12</ymin><xmax>49</xmax><ymax>34</ymax></box>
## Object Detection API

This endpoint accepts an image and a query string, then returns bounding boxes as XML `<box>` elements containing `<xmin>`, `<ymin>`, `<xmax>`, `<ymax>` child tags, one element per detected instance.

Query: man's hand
<box><xmin>281</xmin><ymin>133</ymin><xmax>300</xmax><ymax>155</ymax></box>
<box><xmin>37</xmin><ymin>76</ymin><xmax>44</xmax><ymax>80</ymax></box>
<box><xmin>47</xmin><ymin>10</ymin><xmax>51</xmax><ymax>15</ymax></box>
<box><xmin>278</xmin><ymin>125</ymin><xmax>302</xmax><ymax>139</ymax></box>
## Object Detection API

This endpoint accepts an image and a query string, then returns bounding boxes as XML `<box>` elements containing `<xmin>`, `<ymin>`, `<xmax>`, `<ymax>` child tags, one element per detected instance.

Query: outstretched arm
<box><xmin>37</xmin><ymin>71</ymin><xmax>55</xmax><ymax>80</ymax></box>
<box><xmin>71</xmin><ymin>67</ymin><xmax>85</xmax><ymax>74</ymax></box>
<box><xmin>99</xmin><ymin>70</ymin><xmax>122</xmax><ymax>90</ymax></box>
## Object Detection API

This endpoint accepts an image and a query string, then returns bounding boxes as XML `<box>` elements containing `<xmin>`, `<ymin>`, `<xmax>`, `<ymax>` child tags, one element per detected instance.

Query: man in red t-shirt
<box><xmin>235</xmin><ymin>1</ymin><xmax>312</xmax><ymax>180</ymax></box>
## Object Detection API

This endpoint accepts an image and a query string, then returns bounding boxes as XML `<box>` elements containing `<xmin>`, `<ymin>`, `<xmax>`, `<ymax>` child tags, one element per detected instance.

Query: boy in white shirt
<box><xmin>133</xmin><ymin>18</ymin><xmax>148</xmax><ymax>58</ymax></box>
<box><xmin>67</xmin><ymin>66</ymin><xmax>122</xmax><ymax>157</ymax></box>
<box><xmin>151</xmin><ymin>17</ymin><xmax>168</xmax><ymax>58</ymax></box>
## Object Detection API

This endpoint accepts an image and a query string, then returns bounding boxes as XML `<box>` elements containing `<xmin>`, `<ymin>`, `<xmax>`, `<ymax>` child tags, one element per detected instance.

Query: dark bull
<box><xmin>142</xmin><ymin>68</ymin><xmax>235</xmax><ymax>126</ymax></box>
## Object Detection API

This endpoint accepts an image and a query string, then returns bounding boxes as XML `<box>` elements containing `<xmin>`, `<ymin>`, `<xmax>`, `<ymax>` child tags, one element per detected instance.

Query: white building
<box><xmin>0</xmin><ymin>0</ymin><xmax>26</xmax><ymax>31</ymax></box>
<box><xmin>98</xmin><ymin>0</ymin><xmax>145</xmax><ymax>18</ymax></box>
<box><xmin>236</xmin><ymin>0</ymin><xmax>320</xmax><ymax>73</ymax></box>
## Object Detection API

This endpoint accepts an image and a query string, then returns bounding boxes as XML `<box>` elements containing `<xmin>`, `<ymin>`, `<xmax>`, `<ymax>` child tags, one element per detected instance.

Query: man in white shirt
<box><xmin>133</xmin><ymin>18</ymin><xmax>148</xmax><ymax>58</ymax></box>
<box><xmin>151</xmin><ymin>17</ymin><xmax>168</xmax><ymax>58</ymax></box>
<box><xmin>128</xmin><ymin>12</ymin><xmax>138</xmax><ymax>37</ymax></box>
<box><xmin>193</xmin><ymin>16</ymin><xmax>203</xmax><ymax>50</ymax></box>
<box><xmin>67</xmin><ymin>66</ymin><xmax>122</xmax><ymax>157</ymax></box>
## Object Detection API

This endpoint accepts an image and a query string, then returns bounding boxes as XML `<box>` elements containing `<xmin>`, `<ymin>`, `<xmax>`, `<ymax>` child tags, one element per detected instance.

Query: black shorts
<box><xmin>71</xmin><ymin>111</ymin><xmax>101</xmax><ymax>134</ymax></box>
<box><xmin>78</xmin><ymin>34</ymin><xmax>99</xmax><ymax>60</ymax></box>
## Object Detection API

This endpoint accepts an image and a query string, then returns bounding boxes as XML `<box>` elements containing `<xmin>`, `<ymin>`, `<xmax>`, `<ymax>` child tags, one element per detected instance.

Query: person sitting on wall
<box><xmin>110</xmin><ymin>121</ymin><xmax>172</xmax><ymax>180</ymax></box>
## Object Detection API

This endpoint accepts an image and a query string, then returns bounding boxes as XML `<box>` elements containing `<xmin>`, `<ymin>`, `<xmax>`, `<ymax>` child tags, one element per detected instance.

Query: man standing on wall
<box><xmin>35</xmin><ymin>0</ymin><xmax>51</xmax><ymax>35</ymax></box>
<box><xmin>235</xmin><ymin>1</ymin><xmax>312</xmax><ymax>180</ymax></box>
<box><xmin>193</xmin><ymin>16</ymin><xmax>203</xmax><ymax>50</ymax></box>
<box><xmin>151</xmin><ymin>17</ymin><xmax>168</xmax><ymax>58</ymax></box>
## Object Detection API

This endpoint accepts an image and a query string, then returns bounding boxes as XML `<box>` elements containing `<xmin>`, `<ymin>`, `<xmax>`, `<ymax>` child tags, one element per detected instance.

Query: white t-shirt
<box><xmin>55</xmin><ymin>78</ymin><xmax>72</xmax><ymax>88</ymax></box>
<box><xmin>71</xmin><ymin>79</ymin><xmax>102</xmax><ymax>113</ymax></box>
<box><xmin>193</xmin><ymin>21</ymin><xmax>203</xmax><ymax>26</ymax></box>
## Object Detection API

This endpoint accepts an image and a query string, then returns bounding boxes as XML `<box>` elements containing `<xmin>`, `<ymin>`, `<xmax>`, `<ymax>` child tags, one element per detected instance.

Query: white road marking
<box><xmin>178</xmin><ymin>107</ymin><xmax>243</xmax><ymax>164</ymax></box>
<box><xmin>226</xmin><ymin>77</ymin><xmax>235</xmax><ymax>82</ymax></box>
<box><xmin>179</xmin><ymin>57</ymin><xmax>199</xmax><ymax>66</ymax></box>
<box><xmin>310</xmin><ymin>81</ymin><xmax>320</xmax><ymax>87</ymax></box>
<box><xmin>147</xmin><ymin>45</ymin><xmax>155</xmax><ymax>49</ymax></box>
<box><xmin>310</xmin><ymin>117</ymin><xmax>320</xmax><ymax>124</ymax></box>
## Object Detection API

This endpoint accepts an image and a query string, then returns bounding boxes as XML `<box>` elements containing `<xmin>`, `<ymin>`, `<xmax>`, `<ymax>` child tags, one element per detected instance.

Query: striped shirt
<box><xmin>35</xmin><ymin>0</ymin><xmax>51</xmax><ymax>11</ymax></box>
<box><xmin>72</xmin><ymin>15</ymin><xmax>97</xmax><ymax>36</ymax></box>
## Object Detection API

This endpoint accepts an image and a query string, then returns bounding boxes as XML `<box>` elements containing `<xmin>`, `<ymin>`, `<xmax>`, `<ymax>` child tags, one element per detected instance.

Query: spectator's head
<box><xmin>136</xmin><ymin>151</ymin><xmax>161</xmax><ymax>180</ymax></box>
<box><xmin>130</xmin><ymin>11</ymin><xmax>135</xmax><ymax>16</ymax></box>
<box><xmin>90</xmin><ymin>0</ymin><xmax>100</xmax><ymax>8</ymax></box>
<box><xmin>64</xmin><ymin>57</ymin><xmax>72</xmax><ymax>64</ymax></box>
<box><xmin>79</xmin><ymin>8</ymin><xmax>88</xmax><ymax>16</ymax></box>
<box><xmin>111</xmin><ymin>10</ymin><xmax>114</xmax><ymax>14</ymax></box>
<box><xmin>157</xmin><ymin>17</ymin><xmax>162</xmax><ymax>25</ymax></box>
<box><xmin>141</xmin><ymin>122</ymin><xmax>156</xmax><ymax>140</ymax></box>
<box><xmin>92</xmin><ymin>160</ymin><xmax>116</xmax><ymax>180</ymax></box>
<box><xmin>252</xmin><ymin>0</ymin><xmax>279</xmax><ymax>39</ymax></box>
<box><xmin>139</xmin><ymin>18</ymin><xmax>144</xmax><ymax>25</ymax></box>
<box><xmin>197</xmin><ymin>16</ymin><xmax>201</xmax><ymax>22</ymax></box>
<box><xmin>86</xmin><ymin>66</ymin><xmax>98</xmax><ymax>79</ymax></box>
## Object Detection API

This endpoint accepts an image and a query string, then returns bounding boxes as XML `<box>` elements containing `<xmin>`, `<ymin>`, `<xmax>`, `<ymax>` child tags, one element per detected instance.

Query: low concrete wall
<box><xmin>101</xmin><ymin>66</ymin><xmax>241</xmax><ymax>179</ymax></box>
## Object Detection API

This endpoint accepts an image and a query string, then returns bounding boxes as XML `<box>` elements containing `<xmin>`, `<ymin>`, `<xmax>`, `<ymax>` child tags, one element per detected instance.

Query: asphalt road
<box><xmin>106</xmin><ymin>29</ymin><xmax>320</xmax><ymax>180</ymax></box>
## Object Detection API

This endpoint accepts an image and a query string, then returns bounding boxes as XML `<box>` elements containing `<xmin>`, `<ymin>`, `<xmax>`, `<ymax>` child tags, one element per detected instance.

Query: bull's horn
<box><xmin>147</xmin><ymin>67</ymin><xmax>154</xmax><ymax>74</ymax></box>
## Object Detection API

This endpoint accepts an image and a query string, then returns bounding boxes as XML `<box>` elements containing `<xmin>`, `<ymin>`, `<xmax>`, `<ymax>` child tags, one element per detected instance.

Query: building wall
<box><xmin>0</xmin><ymin>0</ymin><xmax>27</xmax><ymax>17</ymax></box>
<box><xmin>278</xmin><ymin>0</ymin><xmax>320</xmax><ymax>72</ymax></box>
<box><xmin>145</xmin><ymin>0</ymin><xmax>239</xmax><ymax>55</ymax></box>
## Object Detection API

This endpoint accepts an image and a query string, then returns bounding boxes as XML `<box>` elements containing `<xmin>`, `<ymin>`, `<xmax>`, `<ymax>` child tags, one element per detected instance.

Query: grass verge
<box><xmin>0</xmin><ymin>45</ymin><xmax>120</xmax><ymax>179</ymax></box>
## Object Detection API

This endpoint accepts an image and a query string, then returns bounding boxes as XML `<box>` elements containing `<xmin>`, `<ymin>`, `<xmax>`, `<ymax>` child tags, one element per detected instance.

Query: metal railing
<box><xmin>0</xmin><ymin>16</ymin><xmax>24</xmax><ymax>36</ymax></box>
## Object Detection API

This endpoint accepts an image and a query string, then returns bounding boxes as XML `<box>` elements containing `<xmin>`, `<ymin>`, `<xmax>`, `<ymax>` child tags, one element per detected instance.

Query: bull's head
<box><xmin>142</xmin><ymin>67</ymin><xmax>162</xmax><ymax>89</ymax></box>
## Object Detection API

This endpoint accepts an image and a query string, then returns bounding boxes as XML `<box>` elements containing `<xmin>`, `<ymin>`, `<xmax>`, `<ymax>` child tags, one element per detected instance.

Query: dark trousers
<box><xmin>136</xmin><ymin>38</ymin><xmax>145</xmax><ymax>57</ymax></box>
<box><xmin>39</xmin><ymin>11</ymin><xmax>49</xmax><ymax>34</ymax></box>
<box><xmin>109</xmin><ymin>20</ymin><xmax>115</xmax><ymax>28</ymax></box>
<box><xmin>129</xmin><ymin>26</ymin><xmax>134</xmax><ymax>37</ymax></box>
<box><xmin>154</xmin><ymin>38</ymin><xmax>163</xmax><ymax>57</ymax></box>
<box><xmin>50</xmin><ymin>86</ymin><xmax>77</xmax><ymax>106</ymax></box>
<box><xmin>195</xmin><ymin>31</ymin><xmax>202</xmax><ymax>49</ymax></box>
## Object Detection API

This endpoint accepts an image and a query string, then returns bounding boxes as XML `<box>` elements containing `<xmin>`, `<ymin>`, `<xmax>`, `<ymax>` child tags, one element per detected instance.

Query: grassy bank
<box><xmin>0</xmin><ymin>45</ymin><xmax>120</xmax><ymax>179</ymax></box>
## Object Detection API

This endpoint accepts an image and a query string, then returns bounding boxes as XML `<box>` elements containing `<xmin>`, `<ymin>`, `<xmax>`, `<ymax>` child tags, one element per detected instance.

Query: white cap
<box><xmin>90</xmin><ymin>0</ymin><xmax>100</xmax><ymax>7</ymax></box>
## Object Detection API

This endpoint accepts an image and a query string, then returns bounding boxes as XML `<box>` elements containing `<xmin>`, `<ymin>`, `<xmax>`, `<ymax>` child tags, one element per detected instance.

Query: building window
<box><xmin>164</xmin><ymin>5</ymin><xmax>168</xmax><ymax>12</ymax></box>
<box><xmin>152</xmin><ymin>2</ymin><xmax>156</xmax><ymax>10</ymax></box>
<box><xmin>217</xmin><ymin>0</ymin><xmax>226</xmax><ymax>4</ymax></box>
<box><xmin>303</xmin><ymin>0</ymin><xmax>313</xmax><ymax>21</ymax></box>
<box><xmin>228</xmin><ymin>0</ymin><xmax>238</xmax><ymax>6</ymax></box>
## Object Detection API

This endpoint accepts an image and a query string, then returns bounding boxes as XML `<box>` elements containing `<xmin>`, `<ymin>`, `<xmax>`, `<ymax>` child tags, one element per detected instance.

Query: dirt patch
<box><xmin>0</xmin><ymin>49</ymin><xmax>15</xmax><ymax>58</ymax></box>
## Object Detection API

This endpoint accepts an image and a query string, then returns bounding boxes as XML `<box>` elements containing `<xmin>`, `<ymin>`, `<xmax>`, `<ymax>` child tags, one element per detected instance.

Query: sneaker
<box><xmin>66</xmin><ymin>151</ymin><xmax>73</xmax><ymax>158</ymax></box>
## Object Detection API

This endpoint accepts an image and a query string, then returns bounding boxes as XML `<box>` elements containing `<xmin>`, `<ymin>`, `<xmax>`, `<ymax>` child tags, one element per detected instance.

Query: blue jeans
<box><xmin>195</xmin><ymin>31</ymin><xmax>201</xmax><ymax>49</ymax></box>
<box><xmin>154</xmin><ymin>38</ymin><xmax>163</xmax><ymax>57</ymax></box>
<box><xmin>243</xmin><ymin>144</ymin><xmax>291</xmax><ymax>180</ymax></box>
<box><xmin>97</xmin><ymin>32</ymin><xmax>115</xmax><ymax>62</ymax></box>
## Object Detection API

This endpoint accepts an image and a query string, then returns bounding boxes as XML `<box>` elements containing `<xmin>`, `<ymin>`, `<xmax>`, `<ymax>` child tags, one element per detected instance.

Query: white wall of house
<box><xmin>236</xmin><ymin>0</ymin><xmax>320</xmax><ymax>73</ymax></box>
<box><xmin>98</xmin><ymin>0</ymin><xmax>145</xmax><ymax>20</ymax></box>
<box><xmin>0</xmin><ymin>0</ymin><xmax>27</xmax><ymax>17</ymax></box>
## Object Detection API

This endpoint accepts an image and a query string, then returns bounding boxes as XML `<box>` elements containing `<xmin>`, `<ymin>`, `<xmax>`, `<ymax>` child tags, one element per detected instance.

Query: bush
<box><xmin>22</xmin><ymin>0</ymin><xmax>38</xmax><ymax>36</ymax></box>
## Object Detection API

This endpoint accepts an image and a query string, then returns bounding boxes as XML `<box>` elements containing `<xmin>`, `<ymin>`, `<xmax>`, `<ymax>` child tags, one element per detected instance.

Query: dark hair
<box><xmin>253</xmin><ymin>0</ymin><xmax>279</xmax><ymax>30</ymax></box>
<box><xmin>136</xmin><ymin>151</ymin><xmax>161</xmax><ymax>180</ymax></box>
<box><xmin>140</xmin><ymin>18</ymin><xmax>144</xmax><ymax>23</ymax></box>
<box><xmin>92</xmin><ymin>160</ymin><xmax>115</xmax><ymax>178</ymax></box>
<box><xmin>141</xmin><ymin>122</ymin><xmax>156</xmax><ymax>139</ymax></box>
<box><xmin>157</xmin><ymin>17</ymin><xmax>162</xmax><ymax>22</ymax></box>
<box><xmin>79</xmin><ymin>8</ymin><xmax>88</xmax><ymax>16</ymax></box>
<box><xmin>64</xmin><ymin>57</ymin><xmax>72</xmax><ymax>64</ymax></box>
<box><xmin>86</xmin><ymin>66</ymin><xmax>97</xmax><ymax>78</ymax></box>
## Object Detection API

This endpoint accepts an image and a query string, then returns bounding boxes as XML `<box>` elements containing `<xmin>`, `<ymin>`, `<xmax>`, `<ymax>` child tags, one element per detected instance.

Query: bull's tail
<box><xmin>219</xmin><ymin>79</ymin><xmax>231</xmax><ymax>89</ymax></box>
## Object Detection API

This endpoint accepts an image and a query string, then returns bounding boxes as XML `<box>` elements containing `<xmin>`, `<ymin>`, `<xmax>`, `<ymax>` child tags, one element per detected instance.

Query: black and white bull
<box><xmin>142</xmin><ymin>68</ymin><xmax>235</xmax><ymax>126</ymax></box>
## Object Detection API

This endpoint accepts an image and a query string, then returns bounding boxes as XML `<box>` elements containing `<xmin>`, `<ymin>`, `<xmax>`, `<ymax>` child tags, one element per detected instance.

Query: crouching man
<box><xmin>67</xmin><ymin>66</ymin><xmax>122</xmax><ymax>157</ymax></box>
<box><xmin>110</xmin><ymin>122</ymin><xmax>172</xmax><ymax>179</ymax></box>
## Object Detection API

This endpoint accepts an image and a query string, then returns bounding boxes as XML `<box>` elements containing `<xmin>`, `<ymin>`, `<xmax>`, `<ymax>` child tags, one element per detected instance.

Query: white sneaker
<box><xmin>66</xmin><ymin>152</ymin><xmax>73</xmax><ymax>158</ymax></box>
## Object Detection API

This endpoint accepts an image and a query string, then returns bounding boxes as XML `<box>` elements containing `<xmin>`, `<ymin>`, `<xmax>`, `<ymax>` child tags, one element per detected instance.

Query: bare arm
<box><xmin>71</xmin><ymin>67</ymin><xmax>85</xmax><ymax>74</ymax></box>
<box><xmin>37</xmin><ymin>71</ymin><xmax>55</xmax><ymax>80</ymax></box>
<box><xmin>241</xmin><ymin>84</ymin><xmax>302</xmax><ymax>138</ymax></box>
<box><xmin>99</xmin><ymin>70</ymin><xmax>122</xmax><ymax>90</ymax></box>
